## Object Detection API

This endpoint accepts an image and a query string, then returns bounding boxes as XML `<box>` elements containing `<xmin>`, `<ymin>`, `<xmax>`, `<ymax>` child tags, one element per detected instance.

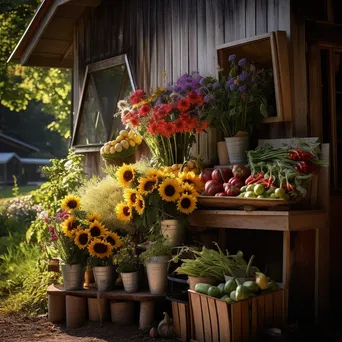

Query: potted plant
<box><xmin>115</xmin><ymin>162</ymin><xmax>204</xmax><ymax>247</ymax></box>
<box><xmin>139</xmin><ymin>235</ymin><xmax>172</xmax><ymax>295</ymax></box>
<box><xmin>201</xmin><ymin>55</ymin><xmax>273</xmax><ymax>164</ymax></box>
<box><xmin>115</xmin><ymin>239</ymin><xmax>140</xmax><ymax>293</ymax></box>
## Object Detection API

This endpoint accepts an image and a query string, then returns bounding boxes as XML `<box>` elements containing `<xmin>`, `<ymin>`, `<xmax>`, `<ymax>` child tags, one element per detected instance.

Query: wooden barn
<box><xmin>8</xmin><ymin>0</ymin><xmax>342</xmax><ymax>329</ymax></box>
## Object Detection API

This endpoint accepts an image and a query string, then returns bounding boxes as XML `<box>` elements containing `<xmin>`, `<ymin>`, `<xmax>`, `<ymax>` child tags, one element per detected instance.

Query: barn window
<box><xmin>72</xmin><ymin>55</ymin><xmax>136</xmax><ymax>148</ymax></box>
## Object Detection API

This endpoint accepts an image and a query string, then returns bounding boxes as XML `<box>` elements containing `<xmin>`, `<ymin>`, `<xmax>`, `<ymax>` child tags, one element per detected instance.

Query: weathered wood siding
<box><xmin>73</xmin><ymin>0</ymin><xmax>291</xmax><ymax>176</ymax></box>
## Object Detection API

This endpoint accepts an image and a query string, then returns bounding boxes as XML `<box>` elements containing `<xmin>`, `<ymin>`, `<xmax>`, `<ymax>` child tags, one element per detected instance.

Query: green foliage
<box><xmin>139</xmin><ymin>234</ymin><xmax>171</xmax><ymax>262</ymax></box>
<box><xmin>0</xmin><ymin>0</ymin><xmax>72</xmax><ymax>138</ymax></box>
<box><xmin>28</xmin><ymin>149</ymin><xmax>85</xmax><ymax>242</ymax></box>
<box><xmin>11</xmin><ymin>176</ymin><xmax>19</xmax><ymax>197</ymax></box>
<box><xmin>115</xmin><ymin>238</ymin><xmax>139</xmax><ymax>273</ymax></box>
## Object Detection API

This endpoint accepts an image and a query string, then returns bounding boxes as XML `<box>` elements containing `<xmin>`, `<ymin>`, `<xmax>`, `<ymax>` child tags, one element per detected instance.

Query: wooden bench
<box><xmin>47</xmin><ymin>284</ymin><xmax>165</xmax><ymax>329</ymax></box>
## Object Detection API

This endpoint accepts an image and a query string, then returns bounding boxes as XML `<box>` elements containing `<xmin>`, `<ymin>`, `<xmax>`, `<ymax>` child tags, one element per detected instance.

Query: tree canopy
<box><xmin>0</xmin><ymin>0</ymin><xmax>72</xmax><ymax>138</ymax></box>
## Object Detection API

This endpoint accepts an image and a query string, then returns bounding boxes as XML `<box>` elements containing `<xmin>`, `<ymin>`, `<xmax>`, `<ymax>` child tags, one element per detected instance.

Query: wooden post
<box><xmin>110</xmin><ymin>301</ymin><xmax>134</xmax><ymax>324</ymax></box>
<box><xmin>139</xmin><ymin>301</ymin><xmax>154</xmax><ymax>330</ymax></box>
<box><xmin>66</xmin><ymin>295</ymin><xmax>87</xmax><ymax>329</ymax></box>
<box><xmin>48</xmin><ymin>294</ymin><xmax>65</xmax><ymax>323</ymax></box>
<box><xmin>88</xmin><ymin>297</ymin><xmax>109</xmax><ymax>322</ymax></box>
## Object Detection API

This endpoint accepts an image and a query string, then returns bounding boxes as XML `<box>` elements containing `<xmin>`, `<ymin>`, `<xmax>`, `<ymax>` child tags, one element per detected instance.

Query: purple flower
<box><xmin>230</xmin><ymin>84</ymin><xmax>238</xmax><ymax>91</ymax></box>
<box><xmin>238</xmin><ymin>58</ymin><xmax>247</xmax><ymax>67</ymax></box>
<box><xmin>199</xmin><ymin>77</ymin><xmax>206</xmax><ymax>86</ymax></box>
<box><xmin>51</xmin><ymin>234</ymin><xmax>58</xmax><ymax>241</ymax></box>
<box><xmin>204</xmin><ymin>94</ymin><xmax>215</xmax><ymax>103</ymax></box>
<box><xmin>174</xmin><ymin>85</ymin><xmax>184</xmax><ymax>93</ymax></box>
<box><xmin>239</xmin><ymin>85</ymin><xmax>247</xmax><ymax>93</ymax></box>
<box><xmin>228</xmin><ymin>54</ymin><xmax>236</xmax><ymax>62</ymax></box>
<box><xmin>212</xmin><ymin>82</ymin><xmax>220</xmax><ymax>90</ymax></box>
<box><xmin>239</xmin><ymin>71</ymin><xmax>248</xmax><ymax>82</ymax></box>
<box><xmin>199</xmin><ymin>86</ymin><xmax>208</xmax><ymax>93</ymax></box>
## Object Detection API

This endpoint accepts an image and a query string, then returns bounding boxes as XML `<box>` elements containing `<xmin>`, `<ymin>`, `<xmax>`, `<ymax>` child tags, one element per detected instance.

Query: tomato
<box><xmin>254</xmin><ymin>184</ymin><xmax>265</xmax><ymax>195</ymax></box>
<box><xmin>204</xmin><ymin>180</ymin><xmax>224</xmax><ymax>196</ymax></box>
<box><xmin>232</xmin><ymin>164</ymin><xmax>251</xmax><ymax>180</ymax></box>
<box><xmin>200</xmin><ymin>168</ymin><xmax>214</xmax><ymax>183</ymax></box>
<box><xmin>274</xmin><ymin>188</ymin><xmax>285</xmax><ymax>198</ymax></box>
<box><xmin>225</xmin><ymin>185</ymin><xmax>240</xmax><ymax>197</ymax></box>
<box><xmin>212</xmin><ymin>168</ymin><xmax>233</xmax><ymax>183</ymax></box>
<box><xmin>215</xmin><ymin>192</ymin><xmax>227</xmax><ymax>197</ymax></box>
<box><xmin>227</xmin><ymin>176</ymin><xmax>244</xmax><ymax>189</ymax></box>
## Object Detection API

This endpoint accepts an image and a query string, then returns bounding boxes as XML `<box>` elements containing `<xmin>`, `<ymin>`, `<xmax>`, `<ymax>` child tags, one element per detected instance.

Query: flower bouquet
<box><xmin>116</xmin><ymin>73</ymin><xmax>210</xmax><ymax>166</ymax></box>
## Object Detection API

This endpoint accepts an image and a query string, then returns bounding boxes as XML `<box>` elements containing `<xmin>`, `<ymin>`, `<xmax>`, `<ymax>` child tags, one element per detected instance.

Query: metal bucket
<box><xmin>224</xmin><ymin>136</ymin><xmax>249</xmax><ymax>164</ymax></box>
<box><xmin>145</xmin><ymin>256</ymin><xmax>169</xmax><ymax>295</ymax></box>
<box><xmin>93</xmin><ymin>266</ymin><xmax>116</xmax><ymax>291</ymax></box>
<box><xmin>121</xmin><ymin>271</ymin><xmax>139</xmax><ymax>293</ymax></box>
<box><xmin>61</xmin><ymin>264</ymin><xmax>84</xmax><ymax>291</ymax></box>
<box><xmin>161</xmin><ymin>219</ymin><xmax>184</xmax><ymax>247</ymax></box>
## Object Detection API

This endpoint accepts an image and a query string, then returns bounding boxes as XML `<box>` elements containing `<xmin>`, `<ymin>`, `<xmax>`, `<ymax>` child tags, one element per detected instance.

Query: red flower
<box><xmin>156</xmin><ymin>121</ymin><xmax>168</xmax><ymax>135</ymax></box>
<box><xmin>196</xmin><ymin>121</ymin><xmax>208</xmax><ymax>134</ymax></box>
<box><xmin>130</xmin><ymin>89</ymin><xmax>145</xmax><ymax>104</ymax></box>
<box><xmin>174</xmin><ymin>118</ymin><xmax>186</xmax><ymax>133</ymax></box>
<box><xmin>187</xmin><ymin>92</ymin><xmax>199</xmax><ymax>104</ymax></box>
<box><xmin>139</xmin><ymin>104</ymin><xmax>151</xmax><ymax>116</ymax></box>
<box><xmin>177</xmin><ymin>98</ymin><xmax>191</xmax><ymax>112</ymax></box>
<box><xmin>197</xmin><ymin>94</ymin><xmax>205</xmax><ymax>106</ymax></box>
<box><xmin>165</xmin><ymin>122</ymin><xmax>176</xmax><ymax>137</ymax></box>
<box><xmin>129</xmin><ymin>116</ymin><xmax>139</xmax><ymax>127</ymax></box>
<box><xmin>148</xmin><ymin>121</ymin><xmax>158</xmax><ymax>134</ymax></box>
<box><xmin>158</xmin><ymin>104</ymin><xmax>172</xmax><ymax>115</ymax></box>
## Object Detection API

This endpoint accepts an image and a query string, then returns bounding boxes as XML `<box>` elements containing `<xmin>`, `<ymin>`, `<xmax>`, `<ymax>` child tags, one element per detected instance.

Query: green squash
<box><xmin>235</xmin><ymin>285</ymin><xmax>251</xmax><ymax>301</ymax></box>
<box><xmin>194</xmin><ymin>283</ymin><xmax>212</xmax><ymax>295</ymax></box>
<box><xmin>220</xmin><ymin>295</ymin><xmax>230</xmax><ymax>301</ymax></box>
<box><xmin>230</xmin><ymin>290</ymin><xmax>237</xmax><ymax>301</ymax></box>
<box><xmin>243</xmin><ymin>281</ymin><xmax>260</xmax><ymax>293</ymax></box>
<box><xmin>208</xmin><ymin>286</ymin><xmax>221</xmax><ymax>298</ymax></box>
<box><xmin>217</xmin><ymin>283</ymin><xmax>225</xmax><ymax>296</ymax></box>
<box><xmin>221</xmin><ymin>295</ymin><xmax>233</xmax><ymax>304</ymax></box>
<box><xmin>224</xmin><ymin>279</ymin><xmax>237</xmax><ymax>295</ymax></box>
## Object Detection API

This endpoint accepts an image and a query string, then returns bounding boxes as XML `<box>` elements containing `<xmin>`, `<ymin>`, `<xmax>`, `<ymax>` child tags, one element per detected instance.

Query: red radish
<box><xmin>204</xmin><ymin>180</ymin><xmax>224</xmax><ymax>196</ymax></box>
<box><xmin>227</xmin><ymin>176</ymin><xmax>244</xmax><ymax>189</ymax></box>
<box><xmin>215</xmin><ymin>192</ymin><xmax>227</xmax><ymax>196</ymax></box>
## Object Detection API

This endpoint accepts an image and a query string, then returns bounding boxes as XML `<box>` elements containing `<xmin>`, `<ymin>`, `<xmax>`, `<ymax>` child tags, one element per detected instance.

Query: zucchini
<box><xmin>194</xmin><ymin>283</ymin><xmax>212</xmax><ymax>295</ymax></box>
<box><xmin>208</xmin><ymin>286</ymin><xmax>221</xmax><ymax>298</ymax></box>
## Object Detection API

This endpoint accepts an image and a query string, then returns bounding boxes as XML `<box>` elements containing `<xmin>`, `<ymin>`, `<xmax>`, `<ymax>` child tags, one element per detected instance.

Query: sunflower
<box><xmin>179</xmin><ymin>171</ymin><xmax>204</xmax><ymax>192</ymax></box>
<box><xmin>88</xmin><ymin>238</ymin><xmax>113</xmax><ymax>258</ymax></box>
<box><xmin>87</xmin><ymin>220</ymin><xmax>106</xmax><ymax>238</ymax></box>
<box><xmin>105</xmin><ymin>231</ymin><xmax>123</xmax><ymax>249</ymax></box>
<box><xmin>146</xmin><ymin>169</ymin><xmax>163</xmax><ymax>179</ymax></box>
<box><xmin>115</xmin><ymin>202</ymin><xmax>132</xmax><ymax>222</ymax></box>
<box><xmin>138</xmin><ymin>177</ymin><xmax>158</xmax><ymax>195</ymax></box>
<box><xmin>123</xmin><ymin>189</ymin><xmax>138</xmax><ymax>207</ymax></box>
<box><xmin>177</xmin><ymin>193</ymin><xmax>197</xmax><ymax>214</ymax></box>
<box><xmin>62</xmin><ymin>215</ymin><xmax>80</xmax><ymax>237</ymax></box>
<box><xmin>181</xmin><ymin>183</ymin><xmax>199</xmax><ymax>198</ymax></box>
<box><xmin>87</xmin><ymin>212</ymin><xmax>101</xmax><ymax>223</ymax></box>
<box><xmin>158</xmin><ymin>178</ymin><xmax>182</xmax><ymax>202</ymax></box>
<box><xmin>74</xmin><ymin>229</ymin><xmax>90</xmax><ymax>249</ymax></box>
<box><xmin>116</xmin><ymin>164</ymin><xmax>136</xmax><ymax>187</ymax></box>
<box><xmin>61</xmin><ymin>195</ymin><xmax>80</xmax><ymax>212</ymax></box>
<box><xmin>134</xmin><ymin>195</ymin><xmax>145</xmax><ymax>215</ymax></box>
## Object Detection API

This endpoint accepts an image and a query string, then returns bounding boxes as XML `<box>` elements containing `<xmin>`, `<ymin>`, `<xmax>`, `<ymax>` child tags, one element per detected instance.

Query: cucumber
<box><xmin>208</xmin><ymin>286</ymin><xmax>221</xmax><ymax>298</ymax></box>
<box><xmin>194</xmin><ymin>283</ymin><xmax>212</xmax><ymax>295</ymax></box>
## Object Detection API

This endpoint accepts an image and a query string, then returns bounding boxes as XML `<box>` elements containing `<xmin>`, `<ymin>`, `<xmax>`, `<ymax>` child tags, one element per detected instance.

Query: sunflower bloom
<box><xmin>134</xmin><ymin>195</ymin><xmax>145</xmax><ymax>215</ymax></box>
<box><xmin>88</xmin><ymin>238</ymin><xmax>113</xmax><ymax>258</ymax></box>
<box><xmin>87</xmin><ymin>213</ymin><xmax>101</xmax><ymax>223</ymax></box>
<box><xmin>62</xmin><ymin>216</ymin><xmax>80</xmax><ymax>237</ymax></box>
<box><xmin>105</xmin><ymin>231</ymin><xmax>123</xmax><ymax>249</ymax></box>
<box><xmin>182</xmin><ymin>183</ymin><xmax>199</xmax><ymax>198</ymax></box>
<box><xmin>138</xmin><ymin>177</ymin><xmax>158</xmax><ymax>195</ymax></box>
<box><xmin>179</xmin><ymin>171</ymin><xmax>204</xmax><ymax>192</ymax></box>
<box><xmin>123</xmin><ymin>189</ymin><xmax>138</xmax><ymax>207</ymax></box>
<box><xmin>87</xmin><ymin>220</ymin><xmax>106</xmax><ymax>238</ymax></box>
<box><xmin>115</xmin><ymin>202</ymin><xmax>132</xmax><ymax>222</ymax></box>
<box><xmin>61</xmin><ymin>195</ymin><xmax>80</xmax><ymax>212</ymax></box>
<box><xmin>146</xmin><ymin>169</ymin><xmax>163</xmax><ymax>179</ymax></box>
<box><xmin>116</xmin><ymin>164</ymin><xmax>136</xmax><ymax>187</ymax></box>
<box><xmin>159</xmin><ymin>178</ymin><xmax>182</xmax><ymax>202</ymax></box>
<box><xmin>177</xmin><ymin>193</ymin><xmax>197</xmax><ymax>214</ymax></box>
<box><xmin>74</xmin><ymin>229</ymin><xmax>90</xmax><ymax>249</ymax></box>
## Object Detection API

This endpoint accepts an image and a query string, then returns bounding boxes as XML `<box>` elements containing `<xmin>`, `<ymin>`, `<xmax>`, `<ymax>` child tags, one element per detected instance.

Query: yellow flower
<box><xmin>179</xmin><ymin>171</ymin><xmax>204</xmax><ymax>192</ymax></box>
<box><xmin>87</xmin><ymin>213</ymin><xmax>101</xmax><ymax>223</ymax></box>
<box><xmin>182</xmin><ymin>183</ymin><xmax>199</xmax><ymax>198</ymax></box>
<box><xmin>88</xmin><ymin>238</ymin><xmax>113</xmax><ymax>258</ymax></box>
<box><xmin>134</xmin><ymin>195</ymin><xmax>145</xmax><ymax>215</ymax></box>
<box><xmin>123</xmin><ymin>189</ymin><xmax>138</xmax><ymax>207</ymax></box>
<box><xmin>74</xmin><ymin>229</ymin><xmax>90</xmax><ymax>249</ymax></box>
<box><xmin>138</xmin><ymin>177</ymin><xmax>158</xmax><ymax>195</ymax></box>
<box><xmin>146</xmin><ymin>169</ymin><xmax>163</xmax><ymax>179</ymax></box>
<box><xmin>87</xmin><ymin>220</ymin><xmax>106</xmax><ymax>238</ymax></box>
<box><xmin>61</xmin><ymin>195</ymin><xmax>80</xmax><ymax>212</ymax></box>
<box><xmin>105</xmin><ymin>231</ymin><xmax>123</xmax><ymax>249</ymax></box>
<box><xmin>62</xmin><ymin>216</ymin><xmax>80</xmax><ymax>237</ymax></box>
<box><xmin>177</xmin><ymin>193</ymin><xmax>197</xmax><ymax>214</ymax></box>
<box><xmin>116</xmin><ymin>164</ymin><xmax>135</xmax><ymax>187</ymax></box>
<box><xmin>115</xmin><ymin>202</ymin><xmax>132</xmax><ymax>222</ymax></box>
<box><xmin>158</xmin><ymin>178</ymin><xmax>182</xmax><ymax>202</ymax></box>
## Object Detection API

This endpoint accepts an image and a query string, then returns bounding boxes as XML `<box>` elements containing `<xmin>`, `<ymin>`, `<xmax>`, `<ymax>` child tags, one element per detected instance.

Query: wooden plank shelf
<box><xmin>48</xmin><ymin>284</ymin><xmax>165</xmax><ymax>301</ymax></box>
<box><xmin>189</xmin><ymin>209</ymin><xmax>326</xmax><ymax>231</ymax></box>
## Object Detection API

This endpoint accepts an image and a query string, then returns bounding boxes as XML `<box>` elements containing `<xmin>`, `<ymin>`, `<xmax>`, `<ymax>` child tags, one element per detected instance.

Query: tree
<box><xmin>0</xmin><ymin>0</ymin><xmax>72</xmax><ymax>138</ymax></box>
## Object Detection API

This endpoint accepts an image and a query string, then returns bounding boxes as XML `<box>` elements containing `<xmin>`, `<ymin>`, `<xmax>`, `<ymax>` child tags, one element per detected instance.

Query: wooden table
<box><xmin>189</xmin><ymin>209</ymin><xmax>327</xmax><ymax>322</ymax></box>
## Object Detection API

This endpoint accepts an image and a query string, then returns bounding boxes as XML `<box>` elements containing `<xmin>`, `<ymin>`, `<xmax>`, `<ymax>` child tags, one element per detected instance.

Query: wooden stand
<box><xmin>172</xmin><ymin>301</ymin><xmax>190</xmax><ymax>342</ymax></box>
<box><xmin>139</xmin><ymin>301</ymin><xmax>154</xmax><ymax>330</ymax></box>
<box><xmin>48</xmin><ymin>294</ymin><xmax>65</xmax><ymax>323</ymax></box>
<box><xmin>110</xmin><ymin>301</ymin><xmax>135</xmax><ymax>324</ymax></box>
<box><xmin>88</xmin><ymin>297</ymin><xmax>109</xmax><ymax>322</ymax></box>
<box><xmin>66</xmin><ymin>295</ymin><xmax>87</xmax><ymax>329</ymax></box>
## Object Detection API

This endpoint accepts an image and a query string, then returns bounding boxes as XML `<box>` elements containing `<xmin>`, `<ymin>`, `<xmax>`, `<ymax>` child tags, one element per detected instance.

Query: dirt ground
<box><xmin>0</xmin><ymin>313</ymin><xmax>178</xmax><ymax>342</ymax></box>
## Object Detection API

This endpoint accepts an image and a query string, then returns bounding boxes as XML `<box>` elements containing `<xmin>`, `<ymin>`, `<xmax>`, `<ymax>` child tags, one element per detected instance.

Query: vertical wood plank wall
<box><xmin>74</xmin><ymin>0</ymin><xmax>290</xmax><ymax>176</ymax></box>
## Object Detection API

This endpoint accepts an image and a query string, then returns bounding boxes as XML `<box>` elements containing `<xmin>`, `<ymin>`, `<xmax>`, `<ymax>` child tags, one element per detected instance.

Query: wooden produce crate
<box><xmin>188</xmin><ymin>289</ymin><xmax>286</xmax><ymax>342</ymax></box>
<box><xmin>172</xmin><ymin>301</ymin><xmax>190</xmax><ymax>341</ymax></box>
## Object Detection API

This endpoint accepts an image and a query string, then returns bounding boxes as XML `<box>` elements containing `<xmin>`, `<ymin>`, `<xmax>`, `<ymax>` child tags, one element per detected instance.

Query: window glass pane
<box><xmin>75</xmin><ymin>63</ymin><xmax>133</xmax><ymax>145</ymax></box>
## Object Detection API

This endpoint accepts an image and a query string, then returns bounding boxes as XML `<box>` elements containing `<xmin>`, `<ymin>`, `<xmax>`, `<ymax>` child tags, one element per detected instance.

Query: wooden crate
<box><xmin>172</xmin><ymin>301</ymin><xmax>190</xmax><ymax>341</ymax></box>
<box><xmin>188</xmin><ymin>289</ymin><xmax>286</xmax><ymax>342</ymax></box>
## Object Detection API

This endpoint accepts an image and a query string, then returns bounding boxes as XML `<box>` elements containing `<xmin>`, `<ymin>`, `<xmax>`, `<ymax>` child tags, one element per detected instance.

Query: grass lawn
<box><xmin>0</xmin><ymin>185</ymin><xmax>40</xmax><ymax>199</ymax></box>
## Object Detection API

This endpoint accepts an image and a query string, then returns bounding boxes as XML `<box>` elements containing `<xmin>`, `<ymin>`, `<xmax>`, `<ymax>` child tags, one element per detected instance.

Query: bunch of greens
<box><xmin>115</xmin><ymin>239</ymin><xmax>139</xmax><ymax>273</ymax></box>
<box><xmin>173</xmin><ymin>243</ymin><xmax>258</xmax><ymax>281</ymax></box>
<box><xmin>139</xmin><ymin>234</ymin><xmax>172</xmax><ymax>263</ymax></box>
